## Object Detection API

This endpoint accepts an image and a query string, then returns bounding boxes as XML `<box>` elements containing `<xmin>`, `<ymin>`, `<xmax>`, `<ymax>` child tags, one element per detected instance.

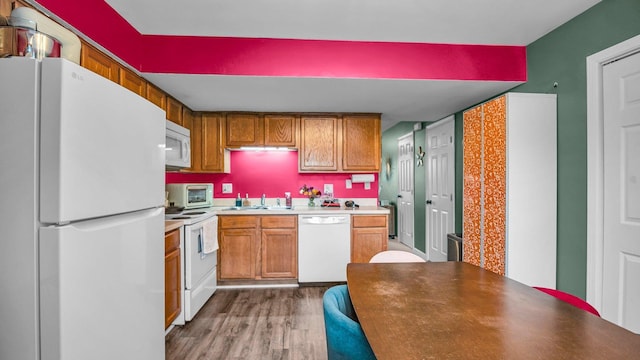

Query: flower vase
<box><xmin>308</xmin><ymin>197</ymin><xmax>316</xmax><ymax>207</ymax></box>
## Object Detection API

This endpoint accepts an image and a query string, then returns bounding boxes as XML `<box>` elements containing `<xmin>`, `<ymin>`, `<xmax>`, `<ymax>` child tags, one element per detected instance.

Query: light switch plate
<box><xmin>346</xmin><ymin>179</ymin><xmax>352</xmax><ymax>189</ymax></box>
<box><xmin>222</xmin><ymin>183</ymin><xmax>233</xmax><ymax>194</ymax></box>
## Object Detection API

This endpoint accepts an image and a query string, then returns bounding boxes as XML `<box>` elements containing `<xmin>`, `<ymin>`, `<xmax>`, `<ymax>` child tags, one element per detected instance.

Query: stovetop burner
<box><xmin>165</xmin><ymin>207</ymin><xmax>217</xmax><ymax>225</ymax></box>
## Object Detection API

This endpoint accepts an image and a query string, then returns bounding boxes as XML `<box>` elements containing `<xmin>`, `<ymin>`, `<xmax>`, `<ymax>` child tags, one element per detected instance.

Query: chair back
<box><xmin>369</xmin><ymin>250</ymin><xmax>426</xmax><ymax>263</ymax></box>
<box><xmin>323</xmin><ymin>285</ymin><xmax>376</xmax><ymax>360</ymax></box>
<box><xmin>533</xmin><ymin>287</ymin><xmax>601</xmax><ymax>317</ymax></box>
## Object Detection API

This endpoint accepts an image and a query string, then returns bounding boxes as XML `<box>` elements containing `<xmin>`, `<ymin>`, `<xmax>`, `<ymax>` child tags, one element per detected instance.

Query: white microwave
<box><xmin>165</xmin><ymin>120</ymin><xmax>191</xmax><ymax>170</ymax></box>
<box><xmin>166</xmin><ymin>183</ymin><xmax>214</xmax><ymax>209</ymax></box>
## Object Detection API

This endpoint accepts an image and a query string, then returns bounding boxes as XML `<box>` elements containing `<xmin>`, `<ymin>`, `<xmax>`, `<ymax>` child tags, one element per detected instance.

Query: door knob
<box><xmin>426</xmin><ymin>200</ymin><xmax>433</xmax><ymax>205</ymax></box>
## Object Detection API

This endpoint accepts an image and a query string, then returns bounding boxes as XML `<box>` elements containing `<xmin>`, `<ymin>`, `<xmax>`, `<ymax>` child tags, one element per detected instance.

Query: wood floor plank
<box><xmin>166</xmin><ymin>286</ymin><xmax>331</xmax><ymax>360</ymax></box>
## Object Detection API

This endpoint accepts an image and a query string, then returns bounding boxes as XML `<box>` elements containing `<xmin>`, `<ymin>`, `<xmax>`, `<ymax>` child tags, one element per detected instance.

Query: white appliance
<box><xmin>166</xmin><ymin>183</ymin><xmax>214</xmax><ymax>209</ymax></box>
<box><xmin>298</xmin><ymin>215</ymin><xmax>351</xmax><ymax>282</ymax></box>
<box><xmin>165</xmin><ymin>120</ymin><xmax>191</xmax><ymax>170</ymax></box>
<box><xmin>165</xmin><ymin>210</ymin><xmax>218</xmax><ymax>324</ymax></box>
<box><xmin>0</xmin><ymin>58</ymin><xmax>166</xmax><ymax>360</ymax></box>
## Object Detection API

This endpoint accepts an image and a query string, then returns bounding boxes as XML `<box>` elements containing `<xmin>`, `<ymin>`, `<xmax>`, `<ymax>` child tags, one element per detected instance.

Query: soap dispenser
<box><xmin>285</xmin><ymin>192</ymin><xmax>292</xmax><ymax>208</ymax></box>
<box><xmin>243</xmin><ymin>193</ymin><xmax>251</xmax><ymax>207</ymax></box>
<box><xmin>235</xmin><ymin>193</ymin><xmax>242</xmax><ymax>207</ymax></box>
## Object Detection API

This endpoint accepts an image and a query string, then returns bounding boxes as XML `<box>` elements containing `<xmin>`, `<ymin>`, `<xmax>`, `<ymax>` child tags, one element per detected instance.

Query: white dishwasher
<box><xmin>298</xmin><ymin>214</ymin><xmax>351</xmax><ymax>282</ymax></box>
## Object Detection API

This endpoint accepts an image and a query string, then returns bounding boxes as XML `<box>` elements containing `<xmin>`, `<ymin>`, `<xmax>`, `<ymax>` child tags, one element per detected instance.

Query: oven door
<box><xmin>165</xmin><ymin>120</ymin><xmax>191</xmax><ymax>170</ymax></box>
<box><xmin>184</xmin><ymin>216</ymin><xmax>218</xmax><ymax>289</ymax></box>
<box><xmin>183</xmin><ymin>215</ymin><xmax>218</xmax><ymax>321</ymax></box>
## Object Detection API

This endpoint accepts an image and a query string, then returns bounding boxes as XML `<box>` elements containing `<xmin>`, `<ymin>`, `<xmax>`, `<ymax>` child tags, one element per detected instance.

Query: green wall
<box><xmin>452</xmin><ymin>0</ymin><xmax>640</xmax><ymax>298</ymax></box>
<box><xmin>387</xmin><ymin>0</ymin><xmax>640</xmax><ymax>298</ymax></box>
<box><xmin>516</xmin><ymin>0</ymin><xmax>640</xmax><ymax>297</ymax></box>
<box><xmin>379</xmin><ymin>122</ymin><xmax>427</xmax><ymax>250</ymax></box>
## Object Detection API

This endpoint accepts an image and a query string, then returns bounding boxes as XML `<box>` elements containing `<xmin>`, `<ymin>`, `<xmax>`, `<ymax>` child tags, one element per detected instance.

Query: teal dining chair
<box><xmin>323</xmin><ymin>285</ymin><xmax>376</xmax><ymax>360</ymax></box>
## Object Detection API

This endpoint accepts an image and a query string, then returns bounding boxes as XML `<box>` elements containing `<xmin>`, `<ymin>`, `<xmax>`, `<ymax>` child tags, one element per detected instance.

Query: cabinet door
<box><xmin>264</xmin><ymin>114</ymin><xmax>297</xmax><ymax>147</ymax></box>
<box><xmin>261</xmin><ymin>229</ymin><xmax>297</xmax><ymax>278</ymax></box>
<box><xmin>200</xmin><ymin>113</ymin><xmax>228</xmax><ymax>172</ymax></box>
<box><xmin>299</xmin><ymin>115</ymin><xmax>339</xmax><ymax>171</ymax></box>
<box><xmin>166</xmin><ymin>96</ymin><xmax>183</xmax><ymax>125</ymax></box>
<box><xmin>118</xmin><ymin>67</ymin><xmax>146</xmax><ymax>97</ymax></box>
<box><xmin>226</xmin><ymin>113</ymin><xmax>263</xmax><ymax>147</ymax></box>
<box><xmin>164</xmin><ymin>247</ymin><xmax>180</xmax><ymax>328</ymax></box>
<box><xmin>145</xmin><ymin>83</ymin><xmax>167</xmax><ymax>110</ymax></box>
<box><xmin>342</xmin><ymin>114</ymin><xmax>381</xmax><ymax>171</ymax></box>
<box><xmin>80</xmin><ymin>43</ymin><xmax>119</xmax><ymax>82</ymax></box>
<box><xmin>261</xmin><ymin>216</ymin><xmax>297</xmax><ymax>279</ymax></box>
<box><xmin>218</xmin><ymin>229</ymin><xmax>257</xmax><ymax>279</ymax></box>
<box><xmin>351</xmin><ymin>227</ymin><xmax>388</xmax><ymax>263</ymax></box>
<box><xmin>164</xmin><ymin>229</ymin><xmax>181</xmax><ymax>329</ymax></box>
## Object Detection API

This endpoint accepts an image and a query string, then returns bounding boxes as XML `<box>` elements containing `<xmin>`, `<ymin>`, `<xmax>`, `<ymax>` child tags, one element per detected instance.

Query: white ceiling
<box><xmin>105</xmin><ymin>0</ymin><xmax>600</xmax><ymax>130</ymax></box>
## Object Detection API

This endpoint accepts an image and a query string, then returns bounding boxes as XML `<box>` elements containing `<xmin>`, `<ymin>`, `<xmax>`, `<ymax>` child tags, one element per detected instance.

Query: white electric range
<box><xmin>165</xmin><ymin>208</ymin><xmax>218</xmax><ymax>325</ymax></box>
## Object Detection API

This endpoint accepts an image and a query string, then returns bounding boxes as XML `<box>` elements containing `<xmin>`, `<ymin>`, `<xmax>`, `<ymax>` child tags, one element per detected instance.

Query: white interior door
<box><xmin>397</xmin><ymin>133</ymin><xmax>415</xmax><ymax>248</ymax></box>
<box><xmin>426</xmin><ymin>117</ymin><xmax>455</xmax><ymax>262</ymax></box>
<box><xmin>602</xmin><ymin>51</ymin><xmax>640</xmax><ymax>333</ymax></box>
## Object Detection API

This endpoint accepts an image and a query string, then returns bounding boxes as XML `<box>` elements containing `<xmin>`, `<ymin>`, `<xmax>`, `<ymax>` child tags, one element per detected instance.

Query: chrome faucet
<box><xmin>261</xmin><ymin>193</ymin><xmax>266</xmax><ymax>206</ymax></box>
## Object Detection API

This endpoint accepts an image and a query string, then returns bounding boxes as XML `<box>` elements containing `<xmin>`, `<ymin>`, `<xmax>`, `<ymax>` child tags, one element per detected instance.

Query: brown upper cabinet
<box><xmin>80</xmin><ymin>42</ymin><xmax>119</xmax><ymax>82</ymax></box>
<box><xmin>342</xmin><ymin>114</ymin><xmax>381</xmax><ymax>172</ymax></box>
<box><xmin>188</xmin><ymin>112</ymin><xmax>230</xmax><ymax>173</ymax></box>
<box><xmin>145</xmin><ymin>83</ymin><xmax>167</xmax><ymax>111</ymax></box>
<box><xmin>225</xmin><ymin>113</ymin><xmax>297</xmax><ymax>147</ymax></box>
<box><xmin>226</xmin><ymin>113</ymin><xmax>263</xmax><ymax>147</ymax></box>
<box><xmin>299</xmin><ymin>114</ymin><xmax>381</xmax><ymax>172</ymax></box>
<box><xmin>299</xmin><ymin>115</ymin><xmax>340</xmax><ymax>171</ymax></box>
<box><xmin>264</xmin><ymin>114</ymin><xmax>297</xmax><ymax>147</ymax></box>
<box><xmin>166</xmin><ymin>96</ymin><xmax>183</xmax><ymax>125</ymax></box>
<box><xmin>118</xmin><ymin>67</ymin><xmax>146</xmax><ymax>97</ymax></box>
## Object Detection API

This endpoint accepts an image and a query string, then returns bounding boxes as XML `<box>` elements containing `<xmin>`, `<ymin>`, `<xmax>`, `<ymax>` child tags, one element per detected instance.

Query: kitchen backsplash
<box><xmin>166</xmin><ymin>151</ymin><xmax>379</xmax><ymax>200</ymax></box>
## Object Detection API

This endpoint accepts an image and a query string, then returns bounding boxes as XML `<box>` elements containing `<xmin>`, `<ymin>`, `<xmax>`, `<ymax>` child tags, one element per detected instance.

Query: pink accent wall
<box><xmin>37</xmin><ymin>0</ymin><xmax>526</xmax><ymax>82</ymax></box>
<box><xmin>38</xmin><ymin>0</ymin><xmax>143</xmax><ymax>67</ymax></box>
<box><xmin>141</xmin><ymin>36</ymin><xmax>526</xmax><ymax>81</ymax></box>
<box><xmin>165</xmin><ymin>151</ymin><xmax>379</xmax><ymax>200</ymax></box>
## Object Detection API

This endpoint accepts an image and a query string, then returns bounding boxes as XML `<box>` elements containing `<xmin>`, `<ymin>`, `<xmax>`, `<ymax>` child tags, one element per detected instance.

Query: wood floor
<box><xmin>166</xmin><ymin>285</ymin><xmax>332</xmax><ymax>360</ymax></box>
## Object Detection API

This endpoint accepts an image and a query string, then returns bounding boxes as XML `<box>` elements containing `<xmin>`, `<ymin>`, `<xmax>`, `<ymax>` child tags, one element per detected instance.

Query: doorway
<box><xmin>425</xmin><ymin>116</ymin><xmax>455</xmax><ymax>262</ymax></box>
<box><xmin>397</xmin><ymin>133</ymin><xmax>415</xmax><ymax>248</ymax></box>
<box><xmin>587</xmin><ymin>34</ymin><xmax>640</xmax><ymax>333</ymax></box>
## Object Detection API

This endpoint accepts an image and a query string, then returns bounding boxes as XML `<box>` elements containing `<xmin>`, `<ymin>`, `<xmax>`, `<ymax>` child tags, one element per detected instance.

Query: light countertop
<box><xmin>212</xmin><ymin>205</ymin><xmax>390</xmax><ymax>216</ymax></box>
<box><xmin>164</xmin><ymin>220</ymin><xmax>183</xmax><ymax>233</ymax></box>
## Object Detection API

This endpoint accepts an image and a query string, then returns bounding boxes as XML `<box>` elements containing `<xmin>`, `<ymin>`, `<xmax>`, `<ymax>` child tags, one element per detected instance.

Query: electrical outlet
<box><xmin>222</xmin><ymin>183</ymin><xmax>233</xmax><ymax>194</ymax></box>
<box><xmin>346</xmin><ymin>179</ymin><xmax>352</xmax><ymax>189</ymax></box>
<box><xmin>324</xmin><ymin>184</ymin><xmax>333</xmax><ymax>195</ymax></box>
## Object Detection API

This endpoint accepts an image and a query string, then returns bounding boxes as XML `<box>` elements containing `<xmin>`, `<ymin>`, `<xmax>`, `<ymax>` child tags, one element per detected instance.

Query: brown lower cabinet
<box><xmin>164</xmin><ymin>228</ymin><xmax>181</xmax><ymax>329</ymax></box>
<box><xmin>351</xmin><ymin>215</ymin><xmax>388</xmax><ymax>263</ymax></box>
<box><xmin>218</xmin><ymin>215</ymin><xmax>297</xmax><ymax>280</ymax></box>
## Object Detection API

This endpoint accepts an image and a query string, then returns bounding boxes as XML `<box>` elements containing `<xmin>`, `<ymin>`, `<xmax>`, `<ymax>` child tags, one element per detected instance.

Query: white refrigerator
<box><xmin>0</xmin><ymin>58</ymin><xmax>166</xmax><ymax>360</ymax></box>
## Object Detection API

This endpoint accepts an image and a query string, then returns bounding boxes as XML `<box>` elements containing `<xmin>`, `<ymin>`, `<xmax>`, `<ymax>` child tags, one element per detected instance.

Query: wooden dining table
<box><xmin>346</xmin><ymin>262</ymin><xmax>640</xmax><ymax>359</ymax></box>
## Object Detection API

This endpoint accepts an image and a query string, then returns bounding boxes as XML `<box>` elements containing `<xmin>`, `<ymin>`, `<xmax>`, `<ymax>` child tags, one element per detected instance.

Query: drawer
<box><xmin>261</xmin><ymin>215</ymin><xmax>296</xmax><ymax>229</ymax></box>
<box><xmin>164</xmin><ymin>228</ymin><xmax>180</xmax><ymax>253</ymax></box>
<box><xmin>219</xmin><ymin>215</ymin><xmax>259</xmax><ymax>229</ymax></box>
<box><xmin>352</xmin><ymin>215</ymin><xmax>388</xmax><ymax>228</ymax></box>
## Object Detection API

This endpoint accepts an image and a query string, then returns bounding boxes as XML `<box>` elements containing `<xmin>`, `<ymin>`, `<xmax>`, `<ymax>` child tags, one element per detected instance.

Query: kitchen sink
<box><xmin>220</xmin><ymin>205</ymin><xmax>293</xmax><ymax>211</ymax></box>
